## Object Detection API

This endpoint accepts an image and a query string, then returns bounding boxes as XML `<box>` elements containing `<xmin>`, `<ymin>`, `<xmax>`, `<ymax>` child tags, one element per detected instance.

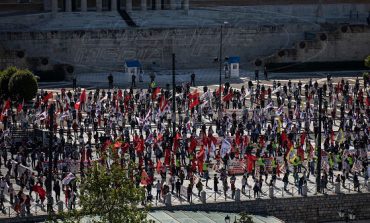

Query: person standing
<box><xmin>131</xmin><ymin>73</ymin><xmax>136</xmax><ymax>88</ymax></box>
<box><xmin>213</xmin><ymin>174</ymin><xmax>219</xmax><ymax>193</ymax></box>
<box><xmin>108</xmin><ymin>73</ymin><xmax>113</xmax><ymax>89</ymax></box>
<box><xmin>53</xmin><ymin>180</ymin><xmax>60</xmax><ymax>202</ymax></box>
<box><xmin>264</xmin><ymin>66</ymin><xmax>268</xmax><ymax>81</ymax></box>
<box><xmin>255</xmin><ymin>69</ymin><xmax>259</xmax><ymax>81</ymax></box>
<box><xmin>190</xmin><ymin>72</ymin><xmax>195</xmax><ymax>86</ymax></box>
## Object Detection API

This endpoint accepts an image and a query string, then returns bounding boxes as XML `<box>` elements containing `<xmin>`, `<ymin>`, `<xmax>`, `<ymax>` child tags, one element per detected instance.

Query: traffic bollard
<box><xmin>235</xmin><ymin>189</ymin><xmax>240</xmax><ymax>202</ymax></box>
<box><xmin>201</xmin><ymin>191</ymin><xmax>206</xmax><ymax>204</ymax></box>
<box><xmin>269</xmin><ymin>186</ymin><xmax>274</xmax><ymax>198</ymax></box>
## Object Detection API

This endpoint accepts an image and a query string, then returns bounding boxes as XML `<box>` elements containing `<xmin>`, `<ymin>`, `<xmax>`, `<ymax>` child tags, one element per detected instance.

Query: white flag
<box><xmin>220</xmin><ymin>139</ymin><xmax>231</xmax><ymax>158</ymax></box>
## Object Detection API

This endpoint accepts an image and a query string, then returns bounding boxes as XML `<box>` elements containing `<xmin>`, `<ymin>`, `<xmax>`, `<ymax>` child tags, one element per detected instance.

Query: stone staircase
<box><xmin>190</xmin><ymin>0</ymin><xmax>370</xmax><ymax>7</ymax></box>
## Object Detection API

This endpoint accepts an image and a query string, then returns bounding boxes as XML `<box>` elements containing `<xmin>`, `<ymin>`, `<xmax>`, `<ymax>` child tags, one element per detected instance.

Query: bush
<box><xmin>365</xmin><ymin>55</ymin><xmax>370</xmax><ymax>68</ymax></box>
<box><xmin>0</xmin><ymin>66</ymin><xmax>17</xmax><ymax>99</ymax></box>
<box><xmin>8</xmin><ymin>69</ymin><xmax>38</xmax><ymax>101</ymax></box>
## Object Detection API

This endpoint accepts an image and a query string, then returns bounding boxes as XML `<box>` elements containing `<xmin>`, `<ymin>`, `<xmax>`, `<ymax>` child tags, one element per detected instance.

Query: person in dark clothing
<box><xmin>53</xmin><ymin>180</ymin><xmax>61</xmax><ymax>202</ymax></box>
<box><xmin>108</xmin><ymin>73</ymin><xmax>113</xmax><ymax>89</ymax></box>
<box><xmin>255</xmin><ymin>69</ymin><xmax>259</xmax><ymax>81</ymax></box>
<box><xmin>264</xmin><ymin>66</ymin><xmax>268</xmax><ymax>81</ymax></box>
<box><xmin>72</xmin><ymin>74</ymin><xmax>77</xmax><ymax>90</ymax></box>
<box><xmin>190</xmin><ymin>73</ymin><xmax>195</xmax><ymax>86</ymax></box>
<box><xmin>131</xmin><ymin>74</ymin><xmax>136</xmax><ymax>88</ymax></box>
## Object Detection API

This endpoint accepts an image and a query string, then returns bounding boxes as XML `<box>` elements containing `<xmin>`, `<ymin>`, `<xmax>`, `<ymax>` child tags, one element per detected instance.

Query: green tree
<box><xmin>8</xmin><ymin>69</ymin><xmax>38</xmax><ymax>101</ymax></box>
<box><xmin>238</xmin><ymin>212</ymin><xmax>255</xmax><ymax>223</ymax></box>
<box><xmin>365</xmin><ymin>55</ymin><xmax>370</xmax><ymax>68</ymax></box>
<box><xmin>0</xmin><ymin>66</ymin><xmax>17</xmax><ymax>99</ymax></box>
<box><xmin>63</xmin><ymin>151</ymin><xmax>147</xmax><ymax>223</ymax></box>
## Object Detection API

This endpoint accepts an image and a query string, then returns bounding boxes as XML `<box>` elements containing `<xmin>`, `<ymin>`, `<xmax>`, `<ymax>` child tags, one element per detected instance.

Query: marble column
<box><xmin>66</xmin><ymin>0</ymin><xmax>72</xmax><ymax>12</ymax></box>
<box><xmin>141</xmin><ymin>0</ymin><xmax>147</xmax><ymax>11</ymax></box>
<box><xmin>111</xmin><ymin>0</ymin><xmax>117</xmax><ymax>11</ymax></box>
<box><xmin>183</xmin><ymin>0</ymin><xmax>189</xmax><ymax>11</ymax></box>
<box><xmin>81</xmin><ymin>0</ymin><xmax>87</xmax><ymax>12</ymax></box>
<box><xmin>155</xmin><ymin>0</ymin><xmax>161</xmax><ymax>10</ymax></box>
<box><xmin>97</xmin><ymin>0</ymin><xmax>103</xmax><ymax>12</ymax></box>
<box><xmin>170</xmin><ymin>0</ymin><xmax>176</xmax><ymax>10</ymax></box>
<box><xmin>126</xmin><ymin>0</ymin><xmax>132</xmax><ymax>12</ymax></box>
<box><xmin>51</xmin><ymin>0</ymin><xmax>58</xmax><ymax>13</ymax></box>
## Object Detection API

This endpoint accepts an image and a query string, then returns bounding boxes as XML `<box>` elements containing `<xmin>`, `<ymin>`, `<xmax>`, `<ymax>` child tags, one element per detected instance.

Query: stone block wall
<box><xmin>152</xmin><ymin>193</ymin><xmax>370</xmax><ymax>223</ymax></box>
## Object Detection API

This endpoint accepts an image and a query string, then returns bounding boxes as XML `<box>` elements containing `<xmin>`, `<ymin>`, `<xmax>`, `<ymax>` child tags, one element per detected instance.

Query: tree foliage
<box><xmin>63</xmin><ymin>151</ymin><xmax>147</xmax><ymax>223</ymax></box>
<box><xmin>8</xmin><ymin>69</ymin><xmax>38</xmax><ymax>101</ymax></box>
<box><xmin>365</xmin><ymin>55</ymin><xmax>370</xmax><ymax>68</ymax></box>
<box><xmin>0</xmin><ymin>66</ymin><xmax>17</xmax><ymax>99</ymax></box>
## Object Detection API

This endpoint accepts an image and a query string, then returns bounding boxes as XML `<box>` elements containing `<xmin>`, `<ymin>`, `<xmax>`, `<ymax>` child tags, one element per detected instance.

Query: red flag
<box><xmin>297</xmin><ymin>146</ymin><xmax>305</xmax><ymax>161</ymax></box>
<box><xmin>17</xmin><ymin>99</ymin><xmax>24</xmax><ymax>113</ymax></box>
<box><xmin>246</xmin><ymin>154</ymin><xmax>257</xmax><ymax>173</ymax></box>
<box><xmin>74</xmin><ymin>101</ymin><xmax>80</xmax><ymax>110</ymax></box>
<box><xmin>136</xmin><ymin>138</ymin><xmax>144</xmax><ymax>153</ymax></box>
<box><xmin>118</xmin><ymin>89</ymin><xmax>123</xmax><ymax>99</ymax></box>
<box><xmin>216</xmin><ymin>86</ymin><xmax>224</xmax><ymax>96</ymax></box>
<box><xmin>152</xmin><ymin>87</ymin><xmax>161</xmax><ymax>100</ymax></box>
<box><xmin>141</xmin><ymin>170</ymin><xmax>149</xmax><ymax>186</ymax></box>
<box><xmin>222</xmin><ymin>92</ymin><xmax>233</xmax><ymax>102</ymax></box>
<box><xmin>3</xmin><ymin>99</ymin><xmax>11</xmax><ymax>111</ymax></box>
<box><xmin>189</xmin><ymin>137</ymin><xmax>198</xmax><ymax>153</ymax></box>
<box><xmin>188</xmin><ymin>90</ymin><xmax>199</xmax><ymax>100</ymax></box>
<box><xmin>32</xmin><ymin>185</ymin><xmax>46</xmax><ymax>201</ymax></box>
<box><xmin>114</xmin><ymin>141</ymin><xmax>122</xmax><ymax>148</ymax></box>
<box><xmin>189</xmin><ymin>97</ymin><xmax>199</xmax><ymax>110</ymax></box>
<box><xmin>366</xmin><ymin>96</ymin><xmax>370</xmax><ymax>106</ymax></box>
<box><xmin>235</xmin><ymin>132</ymin><xmax>241</xmax><ymax>145</ymax></box>
<box><xmin>80</xmin><ymin>89</ymin><xmax>86</xmax><ymax>103</ymax></box>
<box><xmin>42</xmin><ymin>92</ymin><xmax>53</xmax><ymax>103</ymax></box>
<box><xmin>124</xmin><ymin>94</ymin><xmax>131</xmax><ymax>103</ymax></box>
<box><xmin>156</xmin><ymin>160</ymin><xmax>162</xmax><ymax>173</ymax></box>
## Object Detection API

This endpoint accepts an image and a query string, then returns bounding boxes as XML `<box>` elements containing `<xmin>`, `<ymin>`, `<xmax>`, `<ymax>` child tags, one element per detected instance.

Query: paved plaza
<box><xmin>0</xmin><ymin>72</ymin><xmax>369</xmax><ymax>220</ymax></box>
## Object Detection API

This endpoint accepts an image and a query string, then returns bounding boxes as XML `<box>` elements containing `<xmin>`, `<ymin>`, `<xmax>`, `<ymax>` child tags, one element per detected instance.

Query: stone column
<box><xmin>51</xmin><ymin>0</ymin><xmax>58</xmax><ymax>13</ymax></box>
<box><xmin>141</xmin><ymin>0</ymin><xmax>147</xmax><ymax>11</ymax></box>
<box><xmin>183</xmin><ymin>0</ymin><xmax>189</xmax><ymax>11</ymax></box>
<box><xmin>81</xmin><ymin>0</ymin><xmax>87</xmax><ymax>11</ymax></box>
<box><xmin>66</xmin><ymin>0</ymin><xmax>72</xmax><ymax>12</ymax></box>
<box><xmin>155</xmin><ymin>0</ymin><xmax>161</xmax><ymax>10</ymax></box>
<box><xmin>111</xmin><ymin>0</ymin><xmax>117</xmax><ymax>11</ymax></box>
<box><xmin>126</xmin><ymin>0</ymin><xmax>132</xmax><ymax>12</ymax></box>
<box><xmin>170</xmin><ymin>0</ymin><xmax>176</xmax><ymax>10</ymax></box>
<box><xmin>97</xmin><ymin>0</ymin><xmax>103</xmax><ymax>12</ymax></box>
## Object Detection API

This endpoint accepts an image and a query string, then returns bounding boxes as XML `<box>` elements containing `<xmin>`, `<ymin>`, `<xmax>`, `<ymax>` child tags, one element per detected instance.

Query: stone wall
<box><xmin>153</xmin><ymin>193</ymin><xmax>370</xmax><ymax>223</ymax></box>
<box><xmin>0</xmin><ymin>24</ymin><xmax>309</xmax><ymax>72</ymax></box>
<box><xmin>0</xmin><ymin>22</ymin><xmax>369</xmax><ymax>73</ymax></box>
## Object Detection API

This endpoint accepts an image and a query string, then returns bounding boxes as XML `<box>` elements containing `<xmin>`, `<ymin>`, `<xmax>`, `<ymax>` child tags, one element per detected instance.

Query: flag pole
<box><xmin>316</xmin><ymin>88</ymin><xmax>322</xmax><ymax>193</ymax></box>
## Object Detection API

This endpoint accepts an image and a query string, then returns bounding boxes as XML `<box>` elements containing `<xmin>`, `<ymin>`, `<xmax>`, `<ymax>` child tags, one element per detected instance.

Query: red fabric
<box><xmin>235</xmin><ymin>132</ymin><xmax>241</xmax><ymax>145</ymax></box>
<box><xmin>164</xmin><ymin>149</ymin><xmax>171</xmax><ymax>166</ymax></box>
<box><xmin>136</xmin><ymin>138</ymin><xmax>144</xmax><ymax>153</ymax></box>
<box><xmin>114</xmin><ymin>141</ymin><xmax>122</xmax><ymax>148</ymax></box>
<box><xmin>42</xmin><ymin>92</ymin><xmax>53</xmax><ymax>103</ymax></box>
<box><xmin>188</xmin><ymin>90</ymin><xmax>199</xmax><ymax>100</ymax></box>
<box><xmin>330</xmin><ymin>130</ymin><xmax>335</xmax><ymax>144</ymax></box>
<box><xmin>32</xmin><ymin>185</ymin><xmax>46</xmax><ymax>201</ymax></box>
<box><xmin>118</xmin><ymin>89</ymin><xmax>123</xmax><ymax>99</ymax></box>
<box><xmin>80</xmin><ymin>89</ymin><xmax>86</xmax><ymax>103</ymax></box>
<box><xmin>156</xmin><ymin>160</ymin><xmax>162</xmax><ymax>174</ymax></box>
<box><xmin>189</xmin><ymin>137</ymin><xmax>198</xmax><ymax>153</ymax></box>
<box><xmin>16</xmin><ymin>100</ymin><xmax>23</xmax><ymax>113</ymax></box>
<box><xmin>189</xmin><ymin>97</ymin><xmax>199</xmax><ymax>110</ymax></box>
<box><xmin>152</xmin><ymin>87</ymin><xmax>161</xmax><ymax>100</ymax></box>
<box><xmin>216</xmin><ymin>86</ymin><xmax>224</xmax><ymax>96</ymax></box>
<box><xmin>222</xmin><ymin>92</ymin><xmax>233</xmax><ymax>102</ymax></box>
<box><xmin>74</xmin><ymin>101</ymin><xmax>80</xmax><ymax>110</ymax></box>
<box><xmin>246</xmin><ymin>154</ymin><xmax>257</xmax><ymax>173</ymax></box>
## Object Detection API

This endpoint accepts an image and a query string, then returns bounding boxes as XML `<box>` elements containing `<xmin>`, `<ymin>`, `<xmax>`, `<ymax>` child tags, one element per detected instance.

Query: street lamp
<box><xmin>224</xmin><ymin>215</ymin><xmax>230</xmax><ymax>223</ymax></box>
<box><xmin>218</xmin><ymin>21</ymin><xmax>228</xmax><ymax>110</ymax></box>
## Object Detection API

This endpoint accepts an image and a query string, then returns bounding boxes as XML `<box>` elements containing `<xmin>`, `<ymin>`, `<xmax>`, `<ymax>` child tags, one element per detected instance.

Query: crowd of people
<box><xmin>0</xmin><ymin>74</ymin><xmax>369</xmax><ymax>217</ymax></box>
